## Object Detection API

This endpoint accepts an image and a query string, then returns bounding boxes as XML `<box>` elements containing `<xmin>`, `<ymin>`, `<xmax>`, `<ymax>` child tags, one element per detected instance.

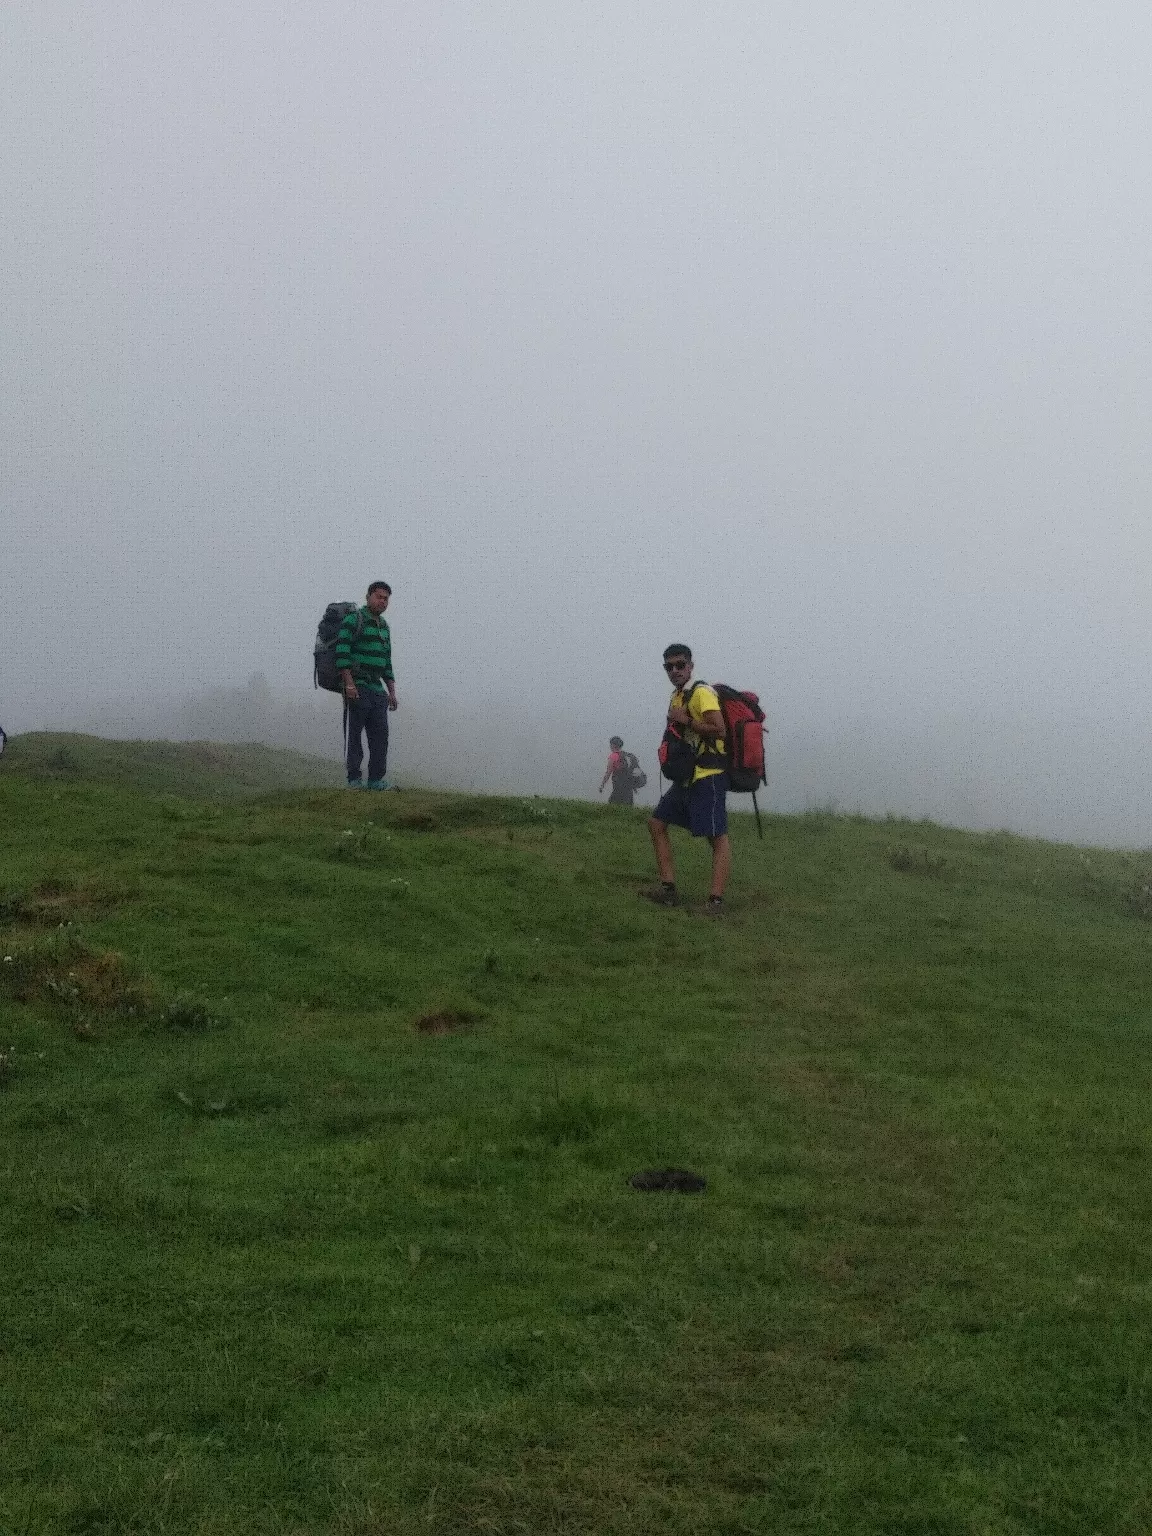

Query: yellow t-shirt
<box><xmin>672</xmin><ymin>683</ymin><xmax>726</xmax><ymax>782</ymax></box>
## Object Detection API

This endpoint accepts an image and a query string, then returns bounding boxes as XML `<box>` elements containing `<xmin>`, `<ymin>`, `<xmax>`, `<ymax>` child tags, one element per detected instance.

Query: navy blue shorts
<box><xmin>653</xmin><ymin>774</ymin><xmax>729</xmax><ymax>838</ymax></box>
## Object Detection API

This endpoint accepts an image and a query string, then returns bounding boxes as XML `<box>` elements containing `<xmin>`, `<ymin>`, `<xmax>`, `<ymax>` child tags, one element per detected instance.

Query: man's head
<box><xmin>662</xmin><ymin>644</ymin><xmax>693</xmax><ymax>685</ymax></box>
<box><xmin>366</xmin><ymin>581</ymin><xmax>392</xmax><ymax>616</ymax></box>
<box><xmin>609</xmin><ymin>735</ymin><xmax>623</xmax><ymax>750</ymax></box>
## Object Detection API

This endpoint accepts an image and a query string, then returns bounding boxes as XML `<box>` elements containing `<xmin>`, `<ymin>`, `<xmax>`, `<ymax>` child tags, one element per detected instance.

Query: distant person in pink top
<box><xmin>599</xmin><ymin>736</ymin><xmax>641</xmax><ymax>806</ymax></box>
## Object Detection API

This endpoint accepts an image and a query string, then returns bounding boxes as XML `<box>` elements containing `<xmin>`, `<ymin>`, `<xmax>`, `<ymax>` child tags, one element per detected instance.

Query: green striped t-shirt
<box><xmin>334</xmin><ymin>608</ymin><xmax>393</xmax><ymax>692</ymax></box>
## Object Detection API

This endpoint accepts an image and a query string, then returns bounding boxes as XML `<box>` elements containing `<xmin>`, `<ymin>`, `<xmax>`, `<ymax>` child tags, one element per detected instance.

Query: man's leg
<box><xmin>707</xmin><ymin>834</ymin><xmax>731</xmax><ymax>900</ymax></box>
<box><xmin>648</xmin><ymin>818</ymin><xmax>676</xmax><ymax>884</ymax></box>
<box><xmin>345</xmin><ymin>697</ymin><xmax>366</xmax><ymax>783</ymax></box>
<box><xmin>687</xmin><ymin>775</ymin><xmax>730</xmax><ymax>909</ymax></box>
<box><xmin>364</xmin><ymin>694</ymin><xmax>390</xmax><ymax>784</ymax></box>
<box><xmin>646</xmin><ymin>786</ymin><xmax>691</xmax><ymax>904</ymax></box>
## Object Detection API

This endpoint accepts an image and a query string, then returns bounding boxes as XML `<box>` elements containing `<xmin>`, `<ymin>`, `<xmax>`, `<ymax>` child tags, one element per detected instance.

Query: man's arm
<box><xmin>379</xmin><ymin>622</ymin><xmax>398</xmax><ymax>709</ymax></box>
<box><xmin>335</xmin><ymin>615</ymin><xmax>359</xmax><ymax>700</ymax></box>
<box><xmin>667</xmin><ymin>706</ymin><xmax>725</xmax><ymax>738</ymax></box>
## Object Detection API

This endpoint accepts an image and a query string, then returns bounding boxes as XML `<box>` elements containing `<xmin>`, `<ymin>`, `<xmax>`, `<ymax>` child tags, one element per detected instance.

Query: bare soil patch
<box><xmin>414</xmin><ymin>1009</ymin><xmax>480</xmax><ymax>1035</ymax></box>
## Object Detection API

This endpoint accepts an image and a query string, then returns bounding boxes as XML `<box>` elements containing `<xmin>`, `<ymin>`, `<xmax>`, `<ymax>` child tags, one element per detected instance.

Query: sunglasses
<box><xmin>663</xmin><ymin>659</ymin><xmax>690</xmax><ymax>672</ymax></box>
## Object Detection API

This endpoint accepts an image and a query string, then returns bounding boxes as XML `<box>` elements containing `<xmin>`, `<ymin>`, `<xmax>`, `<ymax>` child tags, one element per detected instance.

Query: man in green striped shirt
<box><xmin>336</xmin><ymin>581</ymin><xmax>398</xmax><ymax>789</ymax></box>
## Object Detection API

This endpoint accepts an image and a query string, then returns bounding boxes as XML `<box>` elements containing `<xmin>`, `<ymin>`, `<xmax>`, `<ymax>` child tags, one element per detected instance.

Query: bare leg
<box><xmin>648</xmin><ymin>818</ymin><xmax>676</xmax><ymax>884</ymax></box>
<box><xmin>708</xmin><ymin>834</ymin><xmax>731</xmax><ymax>899</ymax></box>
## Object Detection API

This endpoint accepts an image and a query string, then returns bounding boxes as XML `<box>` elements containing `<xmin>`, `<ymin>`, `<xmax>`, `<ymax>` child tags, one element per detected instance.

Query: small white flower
<box><xmin>3</xmin><ymin>956</ymin><xmax>11</xmax><ymax>964</ymax></box>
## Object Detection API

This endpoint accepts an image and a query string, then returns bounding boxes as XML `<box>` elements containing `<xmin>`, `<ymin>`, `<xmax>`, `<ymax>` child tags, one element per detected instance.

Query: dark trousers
<box><xmin>345</xmin><ymin>691</ymin><xmax>390</xmax><ymax>782</ymax></box>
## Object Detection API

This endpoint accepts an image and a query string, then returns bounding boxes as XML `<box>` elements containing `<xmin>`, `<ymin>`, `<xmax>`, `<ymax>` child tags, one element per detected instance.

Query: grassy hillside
<box><xmin>4</xmin><ymin>731</ymin><xmax>342</xmax><ymax>797</ymax></box>
<box><xmin>2</xmin><ymin>742</ymin><xmax>1152</xmax><ymax>1534</ymax></box>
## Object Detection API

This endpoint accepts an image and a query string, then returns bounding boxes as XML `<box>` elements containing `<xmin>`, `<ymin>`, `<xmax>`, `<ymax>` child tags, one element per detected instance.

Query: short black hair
<box><xmin>610</xmin><ymin>735</ymin><xmax>623</xmax><ymax>748</ymax></box>
<box><xmin>367</xmin><ymin>581</ymin><xmax>392</xmax><ymax>597</ymax></box>
<box><xmin>662</xmin><ymin>643</ymin><xmax>692</xmax><ymax>662</ymax></box>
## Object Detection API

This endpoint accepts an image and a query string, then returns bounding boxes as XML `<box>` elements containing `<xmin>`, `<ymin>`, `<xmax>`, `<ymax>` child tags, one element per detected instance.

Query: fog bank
<box><xmin>67</xmin><ymin>676</ymin><xmax>1152</xmax><ymax>848</ymax></box>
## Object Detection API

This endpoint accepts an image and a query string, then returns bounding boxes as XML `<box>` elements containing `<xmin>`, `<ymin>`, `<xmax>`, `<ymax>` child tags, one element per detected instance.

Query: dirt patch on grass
<box><xmin>414</xmin><ymin>1009</ymin><xmax>480</xmax><ymax>1035</ymax></box>
<box><xmin>0</xmin><ymin>877</ymin><xmax>134</xmax><ymax>929</ymax></box>
<box><xmin>394</xmin><ymin>810</ymin><xmax>440</xmax><ymax>831</ymax></box>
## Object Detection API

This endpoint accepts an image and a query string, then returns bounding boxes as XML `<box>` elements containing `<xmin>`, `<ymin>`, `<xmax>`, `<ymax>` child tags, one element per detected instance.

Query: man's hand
<box><xmin>344</xmin><ymin>684</ymin><xmax>359</xmax><ymax>702</ymax></box>
<box><xmin>669</xmin><ymin>706</ymin><xmax>725</xmax><ymax>737</ymax></box>
<box><xmin>387</xmin><ymin>690</ymin><xmax>399</xmax><ymax>712</ymax></box>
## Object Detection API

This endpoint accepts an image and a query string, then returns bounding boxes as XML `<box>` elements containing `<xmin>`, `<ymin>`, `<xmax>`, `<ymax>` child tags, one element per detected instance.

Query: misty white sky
<box><xmin>4</xmin><ymin>2</ymin><xmax>1152</xmax><ymax>841</ymax></box>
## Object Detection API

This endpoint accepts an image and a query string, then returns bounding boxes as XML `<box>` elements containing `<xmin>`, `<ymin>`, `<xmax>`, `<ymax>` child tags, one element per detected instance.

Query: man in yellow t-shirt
<box><xmin>647</xmin><ymin>643</ymin><xmax>730</xmax><ymax>914</ymax></box>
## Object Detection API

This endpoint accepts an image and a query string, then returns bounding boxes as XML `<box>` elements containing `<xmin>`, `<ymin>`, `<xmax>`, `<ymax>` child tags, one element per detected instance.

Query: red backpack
<box><xmin>712</xmin><ymin>684</ymin><xmax>767</xmax><ymax>794</ymax></box>
<box><xmin>714</xmin><ymin>684</ymin><xmax>768</xmax><ymax>838</ymax></box>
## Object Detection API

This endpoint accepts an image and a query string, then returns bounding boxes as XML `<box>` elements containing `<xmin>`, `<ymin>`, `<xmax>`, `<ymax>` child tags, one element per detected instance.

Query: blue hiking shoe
<box><xmin>347</xmin><ymin>778</ymin><xmax>364</xmax><ymax>790</ymax></box>
<box><xmin>367</xmin><ymin>778</ymin><xmax>392</xmax><ymax>791</ymax></box>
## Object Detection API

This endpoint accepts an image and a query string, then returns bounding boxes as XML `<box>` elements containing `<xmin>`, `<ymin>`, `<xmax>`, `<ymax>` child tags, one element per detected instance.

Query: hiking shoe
<box><xmin>701</xmin><ymin>897</ymin><xmax>725</xmax><ymax>917</ymax></box>
<box><xmin>347</xmin><ymin>779</ymin><xmax>364</xmax><ymax>790</ymax></box>
<box><xmin>367</xmin><ymin>778</ymin><xmax>392</xmax><ymax>791</ymax></box>
<box><xmin>642</xmin><ymin>886</ymin><xmax>679</xmax><ymax>907</ymax></box>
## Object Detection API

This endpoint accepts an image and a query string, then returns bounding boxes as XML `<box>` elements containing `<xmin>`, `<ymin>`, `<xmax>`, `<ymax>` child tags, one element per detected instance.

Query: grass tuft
<box><xmin>162</xmin><ymin>993</ymin><xmax>229</xmax><ymax>1032</ymax></box>
<box><xmin>1122</xmin><ymin>870</ymin><xmax>1152</xmax><ymax>920</ymax></box>
<box><xmin>888</xmin><ymin>844</ymin><xmax>949</xmax><ymax>877</ymax></box>
<box><xmin>1</xmin><ymin>931</ymin><xmax>154</xmax><ymax>1017</ymax></box>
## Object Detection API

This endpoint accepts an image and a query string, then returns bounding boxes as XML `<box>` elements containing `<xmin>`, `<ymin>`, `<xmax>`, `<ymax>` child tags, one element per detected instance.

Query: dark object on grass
<box><xmin>629</xmin><ymin>1168</ymin><xmax>706</xmax><ymax>1193</ymax></box>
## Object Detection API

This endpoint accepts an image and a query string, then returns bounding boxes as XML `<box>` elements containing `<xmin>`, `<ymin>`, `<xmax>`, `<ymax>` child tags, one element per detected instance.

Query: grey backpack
<box><xmin>621</xmin><ymin>750</ymin><xmax>647</xmax><ymax>789</ymax></box>
<box><xmin>313</xmin><ymin>603</ymin><xmax>361</xmax><ymax>692</ymax></box>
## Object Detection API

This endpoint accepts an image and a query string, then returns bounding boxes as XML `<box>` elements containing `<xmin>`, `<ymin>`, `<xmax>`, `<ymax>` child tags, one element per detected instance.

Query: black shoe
<box><xmin>643</xmin><ymin>886</ymin><xmax>679</xmax><ymax>907</ymax></box>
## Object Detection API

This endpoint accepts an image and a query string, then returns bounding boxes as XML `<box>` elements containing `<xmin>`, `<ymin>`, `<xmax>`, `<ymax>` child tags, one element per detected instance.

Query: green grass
<box><xmin>3</xmin><ymin>740</ymin><xmax>1152</xmax><ymax>1533</ymax></box>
